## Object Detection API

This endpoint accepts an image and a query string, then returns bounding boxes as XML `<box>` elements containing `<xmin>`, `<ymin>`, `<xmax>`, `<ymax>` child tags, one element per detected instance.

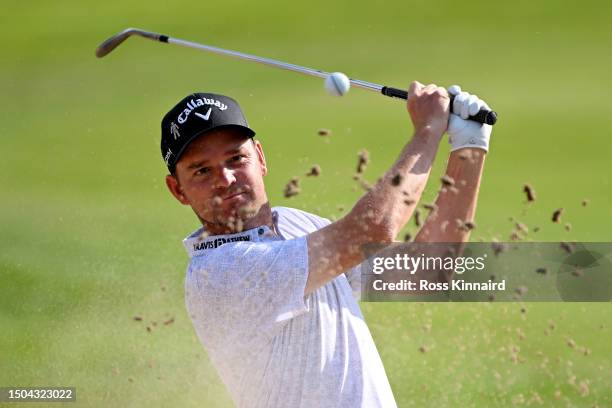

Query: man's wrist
<box><xmin>413</xmin><ymin>126</ymin><xmax>444</xmax><ymax>144</ymax></box>
<box><xmin>408</xmin><ymin>129</ymin><xmax>442</xmax><ymax>162</ymax></box>
<box><xmin>449</xmin><ymin>147</ymin><xmax>487</xmax><ymax>166</ymax></box>
<box><xmin>450</xmin><ymin>144</ymin><xmax>488</xmax><ymax>153</ymax></box>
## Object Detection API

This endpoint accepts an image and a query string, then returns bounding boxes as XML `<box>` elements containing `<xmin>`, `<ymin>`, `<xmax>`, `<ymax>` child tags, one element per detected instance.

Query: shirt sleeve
<box><xmin>344</xmin><ymin>264</ymin><xmax>362</xmax><ymax>301</ymax></box>
<box><xmin>185</xmin><ymin>236</ymin><xmax>309</xmax><ymax>352</ymax></box>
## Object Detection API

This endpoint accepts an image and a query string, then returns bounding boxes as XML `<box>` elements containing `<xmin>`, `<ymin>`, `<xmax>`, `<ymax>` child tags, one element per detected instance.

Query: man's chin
<box><xmin>208</xmin><ymin>203</ymin><xmax>258</xmax><ymax>231</ymax></box>
<box><xmin>227</xmin><ymin>197</ymin><xmax>258</xmax><ymax>218</ymax></box>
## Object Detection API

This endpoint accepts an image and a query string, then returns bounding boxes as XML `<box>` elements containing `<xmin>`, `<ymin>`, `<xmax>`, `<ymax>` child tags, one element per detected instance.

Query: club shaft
<box><xmin>168</xmin><ymin>37</ymin><xmax>383</xmax><ymax>93</ymax></box>
<box><xmin>96</xmin><ymin>28</ymin><xmax>497</xmax><ymax>125</ymax></box>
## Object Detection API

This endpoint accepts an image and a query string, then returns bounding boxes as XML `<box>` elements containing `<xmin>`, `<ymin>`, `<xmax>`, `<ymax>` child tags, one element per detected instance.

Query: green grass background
<box><xmin>1</xmin><ymin>0</ymin><xmax>611</xmax><ymax>406</ymax></box>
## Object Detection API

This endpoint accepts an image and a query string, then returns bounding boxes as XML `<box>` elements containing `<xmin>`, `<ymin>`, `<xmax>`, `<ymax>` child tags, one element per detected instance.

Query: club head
<box><xmin>95</xmin><ymin>28</ymin><xmax>162</xmax><ymax>58</ymax></box>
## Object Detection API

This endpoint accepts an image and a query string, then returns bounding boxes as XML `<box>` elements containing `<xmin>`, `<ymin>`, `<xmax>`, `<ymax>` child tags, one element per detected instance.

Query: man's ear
<box><xmin>165</xmin><ymin>174</ymin><xmax>191</xmax><ymax>205</ymax></box>
<box><xmin>253</xmin><ymin>140</ymin><xmax>268</xmax><ymax>176</ymax></box>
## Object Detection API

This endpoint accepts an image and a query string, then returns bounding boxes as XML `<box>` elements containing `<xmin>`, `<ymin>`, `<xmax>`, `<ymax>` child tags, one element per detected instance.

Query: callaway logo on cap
<box><xmin>160</xmin><ymin>93</ymin><xmax>255</xmax><ymax>173</ymax></box>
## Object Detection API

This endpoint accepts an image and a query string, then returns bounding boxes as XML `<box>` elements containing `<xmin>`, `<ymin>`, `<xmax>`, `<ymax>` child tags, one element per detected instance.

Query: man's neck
<box><xmin>201</xmin><ymin>202</ymin><xmax>274</xmax><ymax>235</ymax></box>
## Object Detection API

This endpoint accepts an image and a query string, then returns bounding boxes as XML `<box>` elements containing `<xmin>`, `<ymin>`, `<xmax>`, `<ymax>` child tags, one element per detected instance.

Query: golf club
<box><xmin>96</xmin><ymin>28</ymin><xmax>497</xmax><ymax>125</ymax></box>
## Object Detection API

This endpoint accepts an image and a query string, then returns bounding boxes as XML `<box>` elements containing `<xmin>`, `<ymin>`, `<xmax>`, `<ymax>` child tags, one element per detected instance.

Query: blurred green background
<box><xmin>1</xmin><ymin>0</ymin><xmax>611</xmax><ymax>406</ymax></box>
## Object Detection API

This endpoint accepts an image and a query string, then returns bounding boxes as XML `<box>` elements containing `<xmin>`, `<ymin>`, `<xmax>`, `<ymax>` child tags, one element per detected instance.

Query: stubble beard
<box><xmin>204</xmin><ymin>192</ymin><xmax>260</xmax><ymax>234</ymax></box>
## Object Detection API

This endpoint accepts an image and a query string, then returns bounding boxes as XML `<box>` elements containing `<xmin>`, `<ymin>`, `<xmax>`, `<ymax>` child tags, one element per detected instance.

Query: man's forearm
<box><xmin>348</xmin><ymin>130</ymin><xmax>441</xmax><ymax>241</ymax></box>
<box><xmin>415</xmin><ymin>148</ymin><xmax>486</xmax><ymax>243</ymax></box>
<box><xmin>305</xmin><ymin>130</ymin><xmax>441</xmax><ymax>294</ymax></box>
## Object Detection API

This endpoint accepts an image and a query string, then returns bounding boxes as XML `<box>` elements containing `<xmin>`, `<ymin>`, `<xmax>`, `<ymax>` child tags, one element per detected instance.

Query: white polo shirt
<box><xmin>184</xmin><ymin>206</ymin><xmax>397</xmax><ymax>408</ymax></box>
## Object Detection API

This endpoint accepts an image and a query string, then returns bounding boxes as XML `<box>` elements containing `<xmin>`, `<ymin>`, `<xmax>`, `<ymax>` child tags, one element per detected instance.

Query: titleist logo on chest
<box><xmin>193</xmin><ymin>235</ymin><xmax>251</xmax><ymax>251</ymax></box>
<box><xmin>178</xmin><ymin>98</ymin><xmax>228</xmax><ymax>124</ymax></box>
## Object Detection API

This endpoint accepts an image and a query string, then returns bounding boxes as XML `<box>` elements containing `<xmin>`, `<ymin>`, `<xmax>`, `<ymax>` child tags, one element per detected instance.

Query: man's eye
<box><xmin>229</xmin><ymin>155</ymin><xmax>245</xmax><ymax>163</ymax></box>
<box><xmin>195</xmin><ymin>167</ymin><xmax>211</xmax><ymax>176</ymax></box>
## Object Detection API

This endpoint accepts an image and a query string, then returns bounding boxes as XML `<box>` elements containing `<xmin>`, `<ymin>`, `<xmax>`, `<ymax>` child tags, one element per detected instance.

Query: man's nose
<box><xmin>214</xmin><ymin>167</ymin><xmax>236</xmax><ymax>189</ymax></box>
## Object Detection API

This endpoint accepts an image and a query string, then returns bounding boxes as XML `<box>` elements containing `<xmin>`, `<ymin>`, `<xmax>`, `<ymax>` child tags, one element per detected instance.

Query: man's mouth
<box><xmin>223</xmin><ymin>191</ymin><xmax>245</xmax><ymax>201</ymax></box>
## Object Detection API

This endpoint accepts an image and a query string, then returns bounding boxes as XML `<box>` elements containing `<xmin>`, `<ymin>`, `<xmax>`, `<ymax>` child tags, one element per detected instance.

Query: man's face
<box><xmin>166</xmin><ymin>127</ymin><xmax>268</xmax><ymax>230</ymax></box>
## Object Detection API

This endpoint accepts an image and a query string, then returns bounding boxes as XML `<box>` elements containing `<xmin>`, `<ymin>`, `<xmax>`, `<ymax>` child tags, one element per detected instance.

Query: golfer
<box><xmin>161</xmin><ymin>82</ymin><xmax>493</xmax><ymax>407</ymax></box>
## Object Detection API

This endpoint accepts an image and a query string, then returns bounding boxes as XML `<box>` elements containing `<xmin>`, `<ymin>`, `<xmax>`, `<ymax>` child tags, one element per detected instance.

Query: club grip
<box><xmin>381</xmin><ymin>86</ymin><xmax>498</xmax><ymax>126</ymax></box>
<box><xmin>381</xmin><ymin>86</ymin><xmax>408</xmax><ymax>100</ymax></box>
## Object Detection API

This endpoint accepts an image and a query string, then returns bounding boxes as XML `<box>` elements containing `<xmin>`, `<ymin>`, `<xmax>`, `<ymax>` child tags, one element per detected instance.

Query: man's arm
<box><xmin>305</xmin><ymin>81</ymin><xmax>449</xmax><ymax>295</ymax></box>
<box><xmin>414</xmin><ymin>85</ymin><xmax>493</xmax><ymax>243</ymax></box>
<box><xmin>409</xmin><ymin>86</ymin><xmax>493</xmax><ymax>284</ymax></box>
<box><xmin>415</xmin><ymin>147</ymin><xmax>486</xmax><ymax>243</ymax></box>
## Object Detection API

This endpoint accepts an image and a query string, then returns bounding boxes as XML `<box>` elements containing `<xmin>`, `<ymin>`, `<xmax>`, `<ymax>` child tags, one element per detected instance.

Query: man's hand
<box><xmin>407</xmin><ymin>81</ymin><xmax>450</xmax><ymax>139</ymax></box>
<box><xmin>446</xmin><ymin>85</ymin><xmax>493</xmax><ymax>152</ymax></box>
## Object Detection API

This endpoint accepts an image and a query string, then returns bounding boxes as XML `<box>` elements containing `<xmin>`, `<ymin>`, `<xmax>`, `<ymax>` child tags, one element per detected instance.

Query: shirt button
<box><xmin>258</xmin><ymin>228</ymin><xmax>264</xmax><ymax>235</ymax></box>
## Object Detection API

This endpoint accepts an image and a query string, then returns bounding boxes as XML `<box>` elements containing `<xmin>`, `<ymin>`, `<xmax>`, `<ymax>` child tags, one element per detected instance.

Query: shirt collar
<box><xmin>182</xmin><ymin>212</ymin><xmax>281</xmax><ymax>258</ymax></box>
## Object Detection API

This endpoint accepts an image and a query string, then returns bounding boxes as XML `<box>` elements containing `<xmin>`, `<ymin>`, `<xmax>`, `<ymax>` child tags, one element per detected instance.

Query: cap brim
<box><xmin>170</xmin><ymin>124</ymin><xmax>255</xmax><ymax>173</ymax></box>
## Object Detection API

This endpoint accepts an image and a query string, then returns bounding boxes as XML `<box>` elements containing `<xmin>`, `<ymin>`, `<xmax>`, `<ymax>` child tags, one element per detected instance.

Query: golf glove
<box><xmin>446</xmin><ymin>85</ymin><xmax>492</xmax><ymax>152</ymax></box>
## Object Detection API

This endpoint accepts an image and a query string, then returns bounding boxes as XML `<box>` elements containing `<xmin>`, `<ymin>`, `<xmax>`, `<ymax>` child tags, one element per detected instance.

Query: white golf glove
<box><xmin>447</xmin><ymin>85</ymin><xmax>492</xmax><ymax>152</ymax></box>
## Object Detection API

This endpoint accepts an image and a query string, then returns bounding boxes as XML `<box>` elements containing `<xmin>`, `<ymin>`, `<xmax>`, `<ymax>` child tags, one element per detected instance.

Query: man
<box><xmin>161</xmin><ymin>82</ymin><xmax>492</xmax><ymax>407</ymax></box>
